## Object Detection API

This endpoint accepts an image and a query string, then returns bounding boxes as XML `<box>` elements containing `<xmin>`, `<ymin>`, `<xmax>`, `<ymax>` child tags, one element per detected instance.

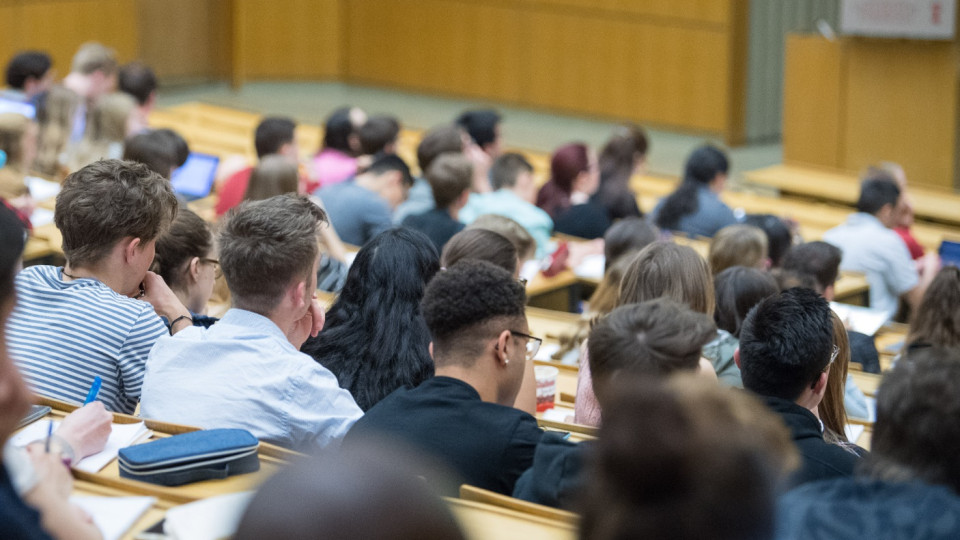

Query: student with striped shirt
<box><xmin>7</xmin><ymin>159</ymin><xmax>190</xmax><ymax>414</ymax></box>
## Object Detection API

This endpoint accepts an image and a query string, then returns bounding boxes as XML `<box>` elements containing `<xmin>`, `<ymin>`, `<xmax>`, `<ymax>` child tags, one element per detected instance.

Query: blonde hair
<box><xmin>619</xmin><ymin>242</ymin><xmax>715</xmax><ymax>315</ymax></box>
<box><xmin>244</xmin><ymin>155</ymin><xmax>299</xmax><ymax>201</ymax></box>
<box><xmin>466</xmin><ymin>214</ymin><xmax>536</xmax><ymax>262</ymax></box>
<box><xmin>68</xmin><ymin>92</ymin><xmax>136</xmax><ymax>171</ymax></box>
<box><xmin>71</xmin><ymin>42</ymin><xmax>117</xmax><ymax>75</ymax></box>
<box><xmin>35</xmin><ymin>85</ymin><xmax>80</xmax><ymax>177</ymax></box>
<box><xmin>709</xmin><ymin>224</ymin><xmax>768</xmax><ymax>275</ymax></box>
<box><xmin>0</xmin><ymin>113</ymin><xmax>33</xmax><ymax>199</ymax></box>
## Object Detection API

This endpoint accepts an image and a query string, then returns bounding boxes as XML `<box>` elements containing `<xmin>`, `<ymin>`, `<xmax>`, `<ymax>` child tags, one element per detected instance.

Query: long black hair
<box><xmin>655</xmin><ymin>145</ymin><xmax>728</xmax><ymax>231</ymax></box>
<box><xmin>301</xmin><ymin>228</ymin><xmax>440</xmax><ymax>411</ymax></box>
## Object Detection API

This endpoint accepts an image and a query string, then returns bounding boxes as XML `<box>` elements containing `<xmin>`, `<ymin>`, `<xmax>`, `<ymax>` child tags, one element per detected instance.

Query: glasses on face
<box><xmin>510</xmin><ymin>330</ymin><xmax>542</xmax><ymax>360</ymax></box>
<box><xmin>200</xmin><ymin>258</ymin><xmax>222</xmax><ymax>279</ymax></box>
<box><xmin>518</xmin><ymin>277</ymin><xmax>528</xmax><ymax>287</ymax></box>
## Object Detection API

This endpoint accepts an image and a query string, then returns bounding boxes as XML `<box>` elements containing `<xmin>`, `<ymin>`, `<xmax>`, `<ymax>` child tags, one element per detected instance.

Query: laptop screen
<box><xmin>0</xmin><ymin>98</ymin><xmax>36</xmax><ymax>119</ymax></box>
<box><xmin>170</xmin><ymin>153</ymin><xmax>219</xmax><ymax>200</ymax></box>
<box><xmin>940</xmin><ymin>240</ymin><xmax>960</xmax><ymax>267</ymax></box>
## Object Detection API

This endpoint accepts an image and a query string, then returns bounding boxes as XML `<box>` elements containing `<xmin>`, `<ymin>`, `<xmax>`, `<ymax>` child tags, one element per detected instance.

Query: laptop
<box><xmin>939</xmin><ymin>239</ymin><xmax>960</xmax><ymax>267</ymax></box>
<box><xmin>170</xmin><ymin>152</ymin><xmax>219</xmax><ymax>200</ymax></box>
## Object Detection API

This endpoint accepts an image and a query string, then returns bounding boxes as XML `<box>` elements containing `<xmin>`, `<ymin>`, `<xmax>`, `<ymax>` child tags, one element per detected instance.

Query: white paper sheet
<box><xmin>26</xmin><ymin>176</ymin><xmax>61</xmax><ymax>201</ymax></box>
<box><xmin>573</xmin><ymin>254</ymin><xmax>605</xmax><ymax>280</ymax></box>
<box><xmin>70</xmin><ymin>495</ymin><xmax>156</xmax><ymax>540</ymax></box>
<box><xmin>12</xmin><ymin>420</ymin><xmax>151</xmax><ymax>472</ymax></box>
<box><xmin>28</xmin><ymin>207</ymin><xmax>54</xmax><ymax>227</ymax></box>
<box><xmin>830</xmin><ymin>302</ymin><xmax>889</xmax><ymax>336</ymax></box>
<box><xmin>844</xmin><ymin>423</ymin><xmax>866</xmax><ymax>444</ymax></box>
<box><xmin>164</xmin><ymin>492</ymin><xmax>255</xmax><ymax>540</ymax></box>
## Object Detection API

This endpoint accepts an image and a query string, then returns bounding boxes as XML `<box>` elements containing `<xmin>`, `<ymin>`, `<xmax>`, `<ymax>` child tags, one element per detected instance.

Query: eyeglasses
<box><xmin>518</xmin><ymin>277</ymin><xmax>528</xmax><ymax>287</ymax></box>
<box><xmin>510</xmin><ymin>330</ymin><xmax>542</xmax><ymax>360</ymax></box>
<box><xmin>200</xmin><ymin>258</ymin><xmax>222</xmax><ymax>279</ymax></box>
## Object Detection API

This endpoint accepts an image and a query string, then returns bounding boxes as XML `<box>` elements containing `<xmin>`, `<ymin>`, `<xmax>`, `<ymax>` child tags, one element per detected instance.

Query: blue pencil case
<box><xmin>118</xmin><ymin>428</ymin><xmax>260</xmax><ymax>486</ymax></box>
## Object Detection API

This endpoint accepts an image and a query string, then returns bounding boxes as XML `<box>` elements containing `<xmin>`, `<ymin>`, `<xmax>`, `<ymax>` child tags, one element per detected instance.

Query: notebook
<box><xmin>171</xmin><ymin>152</ymin><xmax>220</xmax><ymax>200</ymax></box>
<box><xmin>12</xmin><ymin>420</ymin><xmax>152</xmax><ymax>473</ymax></box>
<box><xmin>70</xmin><ymin>496</ymin><xmax>156</xmax><ymax>540</ymax></box>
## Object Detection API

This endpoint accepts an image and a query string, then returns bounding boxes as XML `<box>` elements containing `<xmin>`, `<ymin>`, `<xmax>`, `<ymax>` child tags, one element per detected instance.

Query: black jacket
<box><xmin>512</xmin><ymin>432</ymin><xmax>586</xmax><ymax>510</ymax></box>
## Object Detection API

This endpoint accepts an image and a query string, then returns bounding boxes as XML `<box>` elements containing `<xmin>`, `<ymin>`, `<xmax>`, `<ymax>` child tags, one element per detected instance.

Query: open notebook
<box><xmin>71</xmin><ymin>496</ymin><xmax>156</xmax><ymax>540</ymax></box>
<box><xmin>12</xmin><ymin>420</ymin><xmax>152</xmax><ymax>473</ymax></box>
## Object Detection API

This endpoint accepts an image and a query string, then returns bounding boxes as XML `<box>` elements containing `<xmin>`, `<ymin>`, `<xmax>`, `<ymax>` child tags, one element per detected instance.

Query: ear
<box><xmin>733</xmin><ymin>347</ymin><xmax>741</xmax><ymax>369</ymax></box>
<box><xmin>289</xmin><ymin>279</ymin><xmax>308</xmax><ymax>311</ymax></box>
<box><xmin>122</xmin><ymin>237</ymin><xmax>142</xmax><ymax>264</ymax></box>
<box><xmin>823</xmin><ymin>284</ymin><xmax>836</xmax><ymax>302</ymax></box>
<box><xmin>495</xmin><ymin>329</ymin><xmax>511</xmax><ymax>367</ymax></box>
<box><xmin>812</xmin><ymin>371</ymin><xmax>829</xmax><ymax>397</ymax></box>
<box><xmin>428</xmin><ymin>342</ymin><xmax>434</xmax><ymax>360</ymax></box>
<box><xmin>188</xmin><ymin>257</ymin><xmax>201</xmax><ymax>283</ymax></box>
<box><xmin>455</xmin><ymin>189</ymin><xmax>470</xmax><ymax>209</ymax></box>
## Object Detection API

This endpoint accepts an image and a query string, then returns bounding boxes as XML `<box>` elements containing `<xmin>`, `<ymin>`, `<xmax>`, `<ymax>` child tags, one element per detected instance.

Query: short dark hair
<box><xmin>771</xmin><ymin>269</ymin><xmax>821</xmax><ymax>293</ymax></box>
<box><xmin>417</xmin><ymin>125</ymin><xmax>464</xmax><ymax>172</ymax></box>
<box><xmin>5</xmin><ymin>51</ymin><xmax>52</xmax><ymax>90</ymax></box>
<box><xmin>455</xmin><ymin>109</ymin><xmax>501</xmax><ymax>148</ymax></box>
<box><xmin>739</xmin><ymin>288</ymin><xmax>834</xmax><ymax>401</ymax></box>
<box><xmin>588</xmin><ymin>299</ymin><xmax>717</xmax><ymax>403</ymax></box>
<box><xmin>154</xmin><ymin>128</ymin><xmax>190</xmax><ymax>168</ymax></box>
<box><xmin>123</xmin><ymin>130</ymin><xmax>177</xmax><ymax>178</ymax></box>
<box><xmin>781</xmin><ymin>241</ymin><xmax>842</xmax><ymax>292</ymax></box>
<box><xmin>867</xmin><ymin>346</ymin><xmax>960</xmax><ymax>493</ymax></box>
<box><xmin>152</xmin><ymin>209</ymin><xmax>213</xmax><ymax>291</ymax></box>
<box><xmin>118</xmin><ymin>62</ymin><xmax>157</xmax><ymax>106</ymax></box>
<box><xmin>367</xmin><ymin>153</ymin><xmax>414</xmax><ymax>188</ymax></box>
<box><xmin>323</xmin><ymin>106</ymin><xmax>362</xmax><ymax>154</ymax></box>
<box><xmin>857</xmin><ymin>175</ymin><xmax>901</xmax><ymax>215</ymax></box>
<box><xmin>55</xmin><ymin>160</ymin><xmax>178</xmax><ymax>266</ymax></box>
<box><xmin>603</xmin><ymin>217</ymin><xmax>658</xmax><ymax>270</ymax></box>
<box><xmin>421</xmin><ymin>260</ymin><xmax>526</xmax><ymax>364</ymax></box>
<box><xmin>426</xmin><ymin>153</ymin><xmax>472</xmax><ymax>209</ymax></box>
<box><xmin>713</xmin><ymin>266</ymin><xmax>779</xmax><ymax>338</ymax></box>
<box><xmin>358</xmin><ymin>115</ymin><xmax>400</xmax><ymax>155</ymax></box>
<box><xmin>490</xmin><ymin>153</ymin><xmax>532</xmax><ymax>191</ymax></box>
<box><xmin>254</xmin><ymin>117</ymin><xmax>296</xmax><ymax>158</ymax></box>
<box><xmin>441</xmin><ymin>229</ymin><xmax>517</xmax><ymax>276</ymax></box>
<box><xmin>219</xmin><ymin>194</ymin><xmax>326</xmax><ymax>314</ymax></box>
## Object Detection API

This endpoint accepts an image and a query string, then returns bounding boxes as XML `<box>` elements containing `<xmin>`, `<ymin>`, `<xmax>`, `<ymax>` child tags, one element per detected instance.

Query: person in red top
<box><xmin>215</xmin><ymin>117</ymin><xmax>307</xmax><ymax>218</ymax></box>
<box><xmin>873</xmin><ymin>162</ymin><xmax>924</xmax><ymax>260</ymax></box>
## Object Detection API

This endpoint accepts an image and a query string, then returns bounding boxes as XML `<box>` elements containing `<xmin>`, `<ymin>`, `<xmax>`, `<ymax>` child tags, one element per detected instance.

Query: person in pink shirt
<box><xmin>312</xmin><ymin>106</ymin><xmax>366</xmax><ymax>188</ymax></box>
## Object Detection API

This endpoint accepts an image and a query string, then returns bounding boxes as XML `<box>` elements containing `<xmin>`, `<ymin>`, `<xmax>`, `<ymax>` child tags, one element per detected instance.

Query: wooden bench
<box><xmin>459</xmin><ymin>484</ymin><xmax>580</xmax><ymax>526</ymax></box>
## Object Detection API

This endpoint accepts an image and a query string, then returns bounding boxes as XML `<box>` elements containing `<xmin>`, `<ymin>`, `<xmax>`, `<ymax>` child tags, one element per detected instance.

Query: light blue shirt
<box><xmin>315</xmin><ymin>181</ymin><xmax>392</xmax><ymax>246</ymax></box>
<box><xmin>141</xmin><ymin>309</ymin><xmax>363</xmax><ymax>452</ymax></box>
<box><xmin>459</xmin><ymin>189</ymin><xmax>554</xmax><ymax>259</ymax></box>
<box><xmin>823</xmin><ymin>213</ymin><xmax>918</xmax><ymax>320</ymax></box>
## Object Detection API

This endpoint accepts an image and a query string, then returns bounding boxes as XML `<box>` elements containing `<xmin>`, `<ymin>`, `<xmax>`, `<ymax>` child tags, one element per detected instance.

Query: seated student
<box><xmin>243</xmin><ymin>154</ymin><xmax>299</xmax><ymax>201</ymax></box>
<box><xmin>3</xmin><ymin>51</ymin><xmax>53</xmax><ymax>107</ymax></box>
<box><xmin>819</xmin><ymin>310</ymin><xmax>867</xmax><ymax>450</ymax></box>
<box><xmin>345</xmin><ymin>261</ymin><xmax>543</xmax><ymax>495</ymax></box>
<box><xmin>312</xmin><ymin>106</ymin><xmax>366</xmax><ymax>187</ymax></box>
<box><xmin>141</xmin><ymin>195</ymin><xmax>362</xmax><ymax>450</ymax></box>
<box><xmin>235</xmin><ymin>441</ymin><xmax>465</xmax><ymax>540</ymax></box>
<box><xmin>7</xmin><ymin>160</ymin><xmax>188</xmax><ymax>414</ymax></box>
<box><xmin>743</xmin><ymin>213</ymin><xmax>793</xmax><ymax>268</ymax></box>
<box><xmin>581</xmin><ymin>375</ymin><xmax>798</xmax><ymax>540</ymax></box>
<box><xmin>0</xmin><ymin>113</ymin><xmax>38</xmax><ymax>220</ymax></box>
<box><xmin>736</xmin><ymin>287</ymin><xmax>863</xmax><ymax>487</ymax></box>
<box><xmin>33</xmin><ymin>86</ymin><xmax>79</xmax><ymax>178</ymax></box>
<box><xmin>592</xmin><ymin>124</ymin><xmax>648</xmax><ymax>221</ymax></box>
<box><xmin>455</xmin><ymin>109</ymin><xmax>502</xmax><ymax>159</ymax></box>
<box><xmin>777</xmin><ymin>347</ymin><xmax>960</xmax><ymax>540</ymax></box>
<box><xmin>63</xmin><ymin>42</ymin><xmax>118</xmax><ymax>144</ymax></box>
<box><xmin>703</xmin><ymin>266</ymin><xmax>778</xmax><ymax>388</ymax></box>
<box><xmin>823</xmin><ymin>173</ymin><xmax>939</xmax><ymax>321</ymax></box>
<box><xmin>402</xmin><ymin>153</ymin><xmax>470</xmax><ymax>251</ymax></box>
<box><xmin>781</xmin><ymin>240</ymin><xmax>881</xmax><ymax>374</ymax></box>
<box><xmin>358</xmin><ymin>114</ymin><xmax>400</xmax><ymax>157</ymax></box>
<box><xmin>117</xmin><ymin>61</ymin><xmax>156</xmax><ymax>132</ymax></box>
<box><xmin>575</xmin><ymin>242</ymin><xmax>718</xmax><ymax>426</ymax></box>
<box><xmin>0</xmin><ymin>203</ymin><xmax>106</xmax><ymax>540</ymax></box>
<box><xmin>459</xmin><ymin>152</ymin><xmax>553</xmax><ymax>258</ymax></box>
<box><xmin>872</xmin><ymin>162</ymin><xmax>924</xmax><ymax>259</ymax></box>
<box><xmin>316</xmin><ymin>154</ymin><xmax>413</xmax><ymax>246</ymax></box>
<box><xmin>122</xmin><ymin>128</ymin><xmax>189</xmax><ymax>179</ymax></box>
<box><xmin>708</xmin><ymin>224</ymin><xmax>769</xmax><ymax>275</ymax></box>
<box><xmin>536</xmin><ymin>143</ymin><xmax>609</xmax><ymax>240</ymax></box>
<box><xmin>152</xmin><ymin>209</ymin><xmax>219</xmax><ymax>328</ymax></box>
<box><xmin>906</xmin><ymin>266</ymin><xmax>960</xmax><ymax>354</ymax></box>
<box><xmin>651</xmin><ymin>145</ymin><xmax>736</xmax><ymax>238</ymax></box>
<box><xmin>216</xmin><ymin>116</ymin><xmax>302</xmax><ymax>217</ymax></box>
<box><xmin>602</xmin><ymin>216</ymin><xmax>658</xmax><ymax>271</ymax></box>
<box><xmin>67</xmin><ymin>92</ymin><xmax>139</xmax><ymax>171</ymax></box>
<box><xmin>302</xmin><ymin>228</ymin><xmax>439</xmax><ymax>412</ymax></box>
<box><xmin>442</xmin><ymin>228</ymin><xmax>518</xmax><ymax>276</ymax></box>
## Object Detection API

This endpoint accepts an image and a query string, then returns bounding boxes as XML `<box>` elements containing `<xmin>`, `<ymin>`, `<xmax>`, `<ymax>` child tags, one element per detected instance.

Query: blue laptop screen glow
<box><xmin>170</xmin><ymin>153</ymin><xmax>219</xmax><ymax>200</ymax></box>
<box><xmin>940</xmin><ymin>240</ymin><xmax>960</xmax><ymax>267</ymax></box>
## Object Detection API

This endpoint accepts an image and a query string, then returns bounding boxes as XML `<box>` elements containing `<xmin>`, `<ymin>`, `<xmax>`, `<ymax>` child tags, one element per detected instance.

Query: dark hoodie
<box><xmin>512</xmin><ymin>432</ymin><xmax>587</xmax><ymax>510</ymax></box>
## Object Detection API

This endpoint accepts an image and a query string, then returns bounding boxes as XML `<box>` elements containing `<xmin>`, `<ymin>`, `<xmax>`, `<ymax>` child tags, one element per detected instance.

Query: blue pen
<box><xmin>44</xmin><ymin>419</ymin><xmax>53</xmax><ymax>453</ymax></box>
<box><xmin>84</xmin><ymin>376</ymin><xmax>102</xmax><ymax>405</ymax></box>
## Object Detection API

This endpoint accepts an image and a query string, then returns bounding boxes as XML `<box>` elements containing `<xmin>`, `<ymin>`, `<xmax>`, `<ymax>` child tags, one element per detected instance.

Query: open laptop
<box><xmin>939</xmin><ymin>239</ymin><xmax>960</xmax><ymax>267</ymax></box>
<box><xmin>170</xmin><ymin>152</ymin><xmax>219</xmax><ymax>201</ymax></box>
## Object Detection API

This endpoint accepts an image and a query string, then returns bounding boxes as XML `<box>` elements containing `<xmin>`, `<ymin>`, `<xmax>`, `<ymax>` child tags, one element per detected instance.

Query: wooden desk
<box><xmin>72</xmin><ymin>480</ymin><xmax>171</xmax><ymax>540</ymax></box>
<box><xmin>525</xmin><ymin>270</ymin><xmax>579</xmax><ymax>312</ymax></box>
<box><xmin>447</xmin><ymin>498</ymin><xmax>577</xmax><ymax>540</ymax></box>
<box><xmin>834</xmin><ymin>272</ymin><xmax>869</xmax><ymax>306</ymax></box>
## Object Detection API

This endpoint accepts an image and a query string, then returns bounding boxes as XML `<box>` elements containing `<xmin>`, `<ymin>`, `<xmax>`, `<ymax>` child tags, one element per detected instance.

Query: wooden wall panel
<box><xmin>233</xmin><ymin>0</ymin><xmax>341</xmax><ymax>80</ymax></box>
<box><xmin>782</xmin><ymin>35</ymin><xmax>844</xmax><ymax>168</ymax></box>
<box><xmin>137</xmin><ymin>0</ymin><xmax>231</xmax><ymax>81</ymax></box>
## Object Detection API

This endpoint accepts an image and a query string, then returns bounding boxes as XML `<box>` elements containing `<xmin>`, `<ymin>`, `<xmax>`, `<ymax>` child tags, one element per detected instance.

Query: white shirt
<box><xmin>140</xmin><ymin>309</ymin><xmax>363</xmax><ymax>452</ymax></box>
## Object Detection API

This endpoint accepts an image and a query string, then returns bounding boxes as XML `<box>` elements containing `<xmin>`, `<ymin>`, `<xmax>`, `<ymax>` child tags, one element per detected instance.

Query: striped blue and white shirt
<box><xmin>7</xmin><ymin>266</ymin><xmax>167</xmax><ymax>414</ymax></box>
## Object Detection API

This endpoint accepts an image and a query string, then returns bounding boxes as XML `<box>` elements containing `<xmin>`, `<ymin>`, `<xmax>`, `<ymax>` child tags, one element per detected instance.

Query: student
<box><xmin>819</xmin><ymin>311</ymin><xmax>861</xmax><ymax>449</ymax></box>
<box><xmin>33</xmin><ymin>86</ymin><xmax>79</xmax><ymax>178</ymax></box>
<box><xmin>316</xmin><ymin>153</ymin><xmax>413</xmax><ymax>246</ymax></box>
<box><xmin>906</xmin><ymin>266</ymin><xmax>960</xmax><ymax>350</ymax></box>
<box><xmin>122</xmin><ymin>128</ymin><xmax>190</xmax><ymax>179</ymax></box>
<box><xmin>777</xmin><ymin>347</ymin><xmax>960</xmax><ymax>540</ymax></box>
<box><xmin>235</xmin><ymin>442</ymin><xmax>464</xmax><ymax>540</ymax></box>
<box><xmin>465</xmin><ymin>214</ymin><xmax>536</xmax><ymax>266</ymax></box>
<box><xmin>651</xmin><ymin>145</ymin><xmax>736</xmax><ymax>238</ymax></box>
<box><xmin>215</xmin><ymin>116</ymin><xmax>301</xmax><ymax>217</ymax></box>
<box><xmin>704</xmin><ymin>266</ymin><xmax>778</xmax><ymax>388</ymax></box>
<box><xmin>312</xmin><ymin>106</ymin><xmax>366</xmax><ymax>187</ymax></box>
<box><xmin>592</xmin><ymin>124</ymin><xmax>648</xmax><ymax>221</ymax></box>
<box><xmin>874</xmin><ymin>162</ymin><xmax>924</xmax><ymax>259</ymax></box>
<box><xmin>3</xmin><ymin>51</ymin><xmax>53</xmax><ymax>107</ymax></box>
<box><xmin>6</xmin><ymin>159</ymin><xmax>187</xmax><ymax>414</ymax></box>
<box><xmin>536</xmin><ymin>142</ymin><xmax>609</xmax><ymax>239</ymax></box>
<box><xmin>141</xmin><ymin>195</ymin><xmax>362</xmax><ymax>451</ymax></box>
<box><xmin>441</xmin><ymin>228</ymin><xmax>518</xmax><ymax>276</ymax></box>
<box><xmin>243</xmin><ymin>155</ymin><xmax>299</xmax><ymax>202</ymax></box>
<box><xmin>575</xmin><ymin>242</ymin><xmax>717</xmax><ymax>426</ymax></box>
<box><xmin>393</xmin><ymin>124</ymin><xmax>463</xmax><ymax>224</ymax></box>
<box><xmin>62</xmin><ymin>42</ymin><xmax>118</xmax><ymax>143</ymax></box>
<box><xmin>345</xmin><ymin>261</ymin><xmax>543</xmax><ymax>495</ymax></box>
<box><xmin>581</xmin><ymin>375</ymin><xmax>798</xmax><ymax>540</ymax></box>
<box><xmin>602</xmin><ymin>216</ymin><xmax>658</xmax><ymax>271</ymax></box>
<box><xmin>708</xmin><ymin>224</ymin><xmax>769</xmax><ymax>275</ymax></box>
<box><xmin>0</xmin><ymin>113</ymin><xmax>38</xmax><ymax>218</ymax></box>
<box><xmin>737</xmin><ymin>287</ymin><xmax>863</xmax><ymax>487</ymax></box>
<box><xmin>459</xmin><ymin>152</ymin><xmax>554</xmax><ymax>258</ymax></box>
<box><xmin>301</xmin><ymin>228</ymin><xmax>439</xmax><ymax>412</ymax></box>
<box><xmin>455</xmin><ymin>109</ymin><xmax>502</xmax><ymax>158</ymax></box>
<box><xmin>823</xmin><ymin>173</ymin><xmax>939</xmax><ymax>320</ymax></box>
<box><xmin>743</xmin><ymin>213</ymin><xmax>793</xmax><ymax>267</ymax></box>
<box><xmin>117</xmin><ymin>61</ymin><xmax>157</xmax><ymax>131</ymax></box>
<box><xmin>67</xmin><ymin>92</ymin><xmax>138</xmax><ymax>171</ymax></box>
<box><xmin>358</xmin><ymin>114</ymin><xmax>400</xmax><ymax>156</ymax></box>
<box><xmin>152</xmin><ymin>209</ymin><xmax>219</xmax><ymax>328</ymax></box>
<box><xmin>402</xmin><ymin>153</ymin><xmax>471</xmax><ymax>251</ymax></box>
